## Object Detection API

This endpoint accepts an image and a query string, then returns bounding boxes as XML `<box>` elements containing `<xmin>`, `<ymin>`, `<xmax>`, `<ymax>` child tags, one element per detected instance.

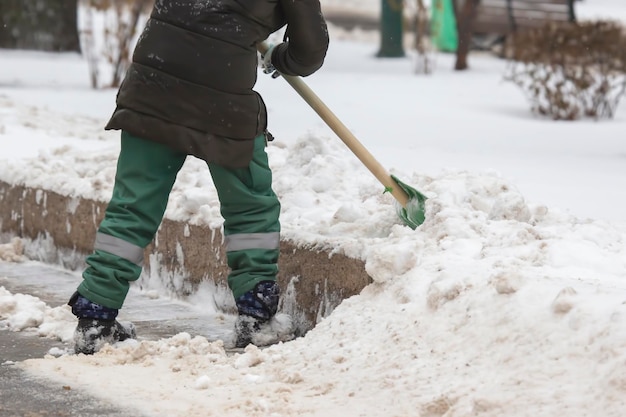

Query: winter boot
<box><xmin>234</xmin><ymin>280</ymin><xmax>279</xmax><ymax>348</ymax></box>
<box><xmin>68</xmin><ymin>292</ymin><xmax>136</xmax><ymax>355</ymax></box>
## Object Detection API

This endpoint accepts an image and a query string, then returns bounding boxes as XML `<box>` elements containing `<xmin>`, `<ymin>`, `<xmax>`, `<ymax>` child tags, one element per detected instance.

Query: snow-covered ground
<box><xmin>1</xmin><ymin>1</ymin><xmax>626</xmax><ymax>416</ymax></box>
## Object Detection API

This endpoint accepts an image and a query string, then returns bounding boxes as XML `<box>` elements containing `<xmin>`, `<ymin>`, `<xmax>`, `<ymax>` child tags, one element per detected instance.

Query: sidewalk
<box><xmin>1</xmin><ymin>332</ymin><xmax>142</xmax><ymax>417</ymax></box>
<box><xmin>0</xmin><ymin>261</ymin><xmax>231</xmax><ymax>417</ymax></box>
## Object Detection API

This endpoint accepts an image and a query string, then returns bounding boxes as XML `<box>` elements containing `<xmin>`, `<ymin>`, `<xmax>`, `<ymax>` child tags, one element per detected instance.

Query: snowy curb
<box><xmin>323</xmin><ymin>8</ymin><xmax>379</xmax><ymax>31</ymax></box>
<box><xmin>0</xmin><ymin>180</ymin><xmax>371</xmax><ymax>332</ymax></box>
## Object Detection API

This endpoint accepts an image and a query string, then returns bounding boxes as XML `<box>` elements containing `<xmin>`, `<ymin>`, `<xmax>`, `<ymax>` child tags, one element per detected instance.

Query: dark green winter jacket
<box><xmin>105</xmin><ymin>0</ymin><xmax>329</xmax><ymax>168</ymax></box>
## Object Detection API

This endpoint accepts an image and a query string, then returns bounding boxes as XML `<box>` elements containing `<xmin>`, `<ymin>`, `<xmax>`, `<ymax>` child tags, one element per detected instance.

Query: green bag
<box><xmin>431</xmin><ymin>0</ymin><xmax>458</xmax><ymax>52</ymax></box>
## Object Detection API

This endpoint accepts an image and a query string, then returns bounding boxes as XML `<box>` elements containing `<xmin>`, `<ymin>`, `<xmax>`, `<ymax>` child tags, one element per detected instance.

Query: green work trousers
<box><xmin>78</xmin><ymin>131</ymin><xmax>280</xmax><ymax>309</ymax></box>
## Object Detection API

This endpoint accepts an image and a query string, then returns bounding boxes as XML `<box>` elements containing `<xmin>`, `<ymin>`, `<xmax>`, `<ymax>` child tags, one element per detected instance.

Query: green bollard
<box><xmin>377</xmin><ymin>0</ymin><xmax>405</xmax><ymax>57</ymax></box>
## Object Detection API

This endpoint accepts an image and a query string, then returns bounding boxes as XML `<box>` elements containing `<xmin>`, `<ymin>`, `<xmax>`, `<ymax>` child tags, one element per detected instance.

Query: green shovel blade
<box><xmin>391</xmin><ymin>175</ymin><xmax>427</xmax><ymax>230</ymax></box>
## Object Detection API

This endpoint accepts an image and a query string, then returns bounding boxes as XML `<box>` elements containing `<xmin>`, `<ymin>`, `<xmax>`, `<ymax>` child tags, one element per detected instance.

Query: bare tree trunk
<box><xmin>454</xmin><ymin>0</ymin><xmax>480</xmax><ymax>70</ymax></box>
<box><xmin>110</xmin><ymin>0</ymin><xmax>152</xmax><ymax>87</ymax></box>
<box><xmin>414</xmin><ymin>0</ymin><xmax>433</xmax><ymax>74</ymax></box>
<box><xmin>0</xmin><ymin>0</ymin><xmax>80</xmax><ymax>52</ymax></box>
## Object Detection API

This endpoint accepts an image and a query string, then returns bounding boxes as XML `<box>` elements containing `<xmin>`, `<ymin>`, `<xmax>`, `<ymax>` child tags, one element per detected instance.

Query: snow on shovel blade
<box><xmin>391</xmin><ymin>175</ymin><xmax>427</xmax><ymax>230</ymax></box>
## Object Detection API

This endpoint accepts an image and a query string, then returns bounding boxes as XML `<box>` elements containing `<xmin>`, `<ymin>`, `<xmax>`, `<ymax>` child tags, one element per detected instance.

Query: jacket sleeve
<box><xmin>271</xmin><ymin>0</ymin><xmax>329</xmax><ymax>77</ymax></box>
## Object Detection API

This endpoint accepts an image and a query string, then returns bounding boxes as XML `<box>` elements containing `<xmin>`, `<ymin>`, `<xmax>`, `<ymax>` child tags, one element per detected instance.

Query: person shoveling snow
<box><xmin>66</xmin><ymin>0</ymin><xmax>329</xmax><ymax>354</ymax></box>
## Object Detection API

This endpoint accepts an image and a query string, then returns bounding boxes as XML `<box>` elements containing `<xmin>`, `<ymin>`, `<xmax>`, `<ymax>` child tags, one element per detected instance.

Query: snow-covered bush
<box><xmin>79</xmin><ymin>0</ymin><xmax>152</xmax><ymax>88</ymax></box>
<box><xmin>505</xmin><ymin>21</ymin><xmax>626</xmax><ymax>120</ymax></box>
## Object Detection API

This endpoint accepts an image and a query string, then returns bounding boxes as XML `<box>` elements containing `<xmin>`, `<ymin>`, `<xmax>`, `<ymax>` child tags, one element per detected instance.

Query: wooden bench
<box><xmin>473</xmin><ymin>0</ymin><xmax>576</xmax><ymax>37</ymax></box>
<box><xmin>453</xmin><ymin>0</ymin><xmax>576</xmax><ymax>69</ymax></box>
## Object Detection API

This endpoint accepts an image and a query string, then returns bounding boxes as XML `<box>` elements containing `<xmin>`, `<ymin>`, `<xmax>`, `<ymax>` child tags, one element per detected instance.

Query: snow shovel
<box><xmin>258</xmin><ymin>41</ymin><xmax>427</xmax><ymax>229</ymax></box>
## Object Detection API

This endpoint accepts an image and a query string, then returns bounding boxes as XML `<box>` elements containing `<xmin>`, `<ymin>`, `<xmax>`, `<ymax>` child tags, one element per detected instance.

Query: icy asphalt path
<box><xmin>0</xmin><ymin>260</ymin><xmax>238</xmax><ymax>416</ymax></box>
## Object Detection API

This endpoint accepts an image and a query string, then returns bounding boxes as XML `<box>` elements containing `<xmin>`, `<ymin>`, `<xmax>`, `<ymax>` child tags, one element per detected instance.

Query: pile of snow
<box><xmin>0</xmin><ymin>286</ymin><xmax>75</xmax><ymax>341</ymax></box>
<box><xmin>0</xmin><ymin>237</ymin><xmax>25</xmax><ymax>262</ymax></box>
<box><xmin>2</xmin><ymin>173</ymin><xmax>625</xmax><ymax>416</ymax></box>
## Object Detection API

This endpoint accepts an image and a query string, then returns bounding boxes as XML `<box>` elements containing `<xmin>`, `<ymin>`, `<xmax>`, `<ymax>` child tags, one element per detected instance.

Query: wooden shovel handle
<box><xmin>258</xmin><ymin>42</ymin><xmax>410</xmax><ymax>207</ymax></box>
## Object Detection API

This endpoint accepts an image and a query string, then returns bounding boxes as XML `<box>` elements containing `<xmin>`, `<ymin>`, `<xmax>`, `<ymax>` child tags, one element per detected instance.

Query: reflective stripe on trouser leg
<box><xmin>94</xmin><ymin>232</ymin><xmax>144</xmax><ymax>265</ymax></box>
<box><xmin>208</xmin><ymin>135</ymin><xmax>281</xmax><ymax>299</ymax></box>
<box><xmin>78</xmin><ymin>131</ymin><xmax>187</xmax><ymax>309</ymax></box>
<box><xmin>224</xmin><ymin>232</ymin><xmax>280</xmax><ymax>253</ymax></box>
